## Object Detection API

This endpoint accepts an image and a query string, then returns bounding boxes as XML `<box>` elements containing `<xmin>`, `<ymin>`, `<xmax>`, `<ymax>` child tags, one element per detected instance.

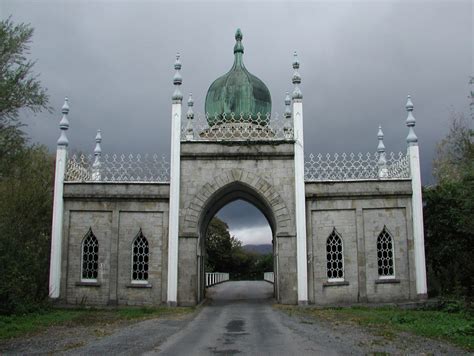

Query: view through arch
<box><xmin>203</xmin><ymin>199</ymin><xmax>275</xmax><ymax>300</ymax></box>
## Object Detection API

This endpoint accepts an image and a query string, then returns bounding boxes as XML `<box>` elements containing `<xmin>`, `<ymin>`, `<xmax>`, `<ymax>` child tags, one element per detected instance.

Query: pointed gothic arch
<box><xmin>183</xmin><ymin>169</ymin><xmax>292</xmax><ymax>302</ymax></box>
<box><xmin>326</xmin><ymin>228</ymin><xmax>344</xmax><ymax>281</ymax></box>
<box><xmin>131</xmin><ymin>229</ymin><xmax>150</xmax><ymax>283</ymax></box>
<box><xmin>81</xmin><ymin>227</ymin><xmax>99</xmax><ymax>281</ymax></box>
<box><xmin>183</xmin><ymin>168</ymin><xmax>293</xmax><ymax>239</ymax></box>
<box><xmin>377</xmin><ymin>225</ymin><xmax>395</xmax><ymax>278</ymax></box>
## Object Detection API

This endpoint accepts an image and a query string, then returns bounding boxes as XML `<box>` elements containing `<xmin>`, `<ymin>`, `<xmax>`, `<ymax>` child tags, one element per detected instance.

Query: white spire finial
<box><xmin>94</xmin><ymin>129</ymin><xmax>102</xmax><ymax>156</ymax></box>
<box><xmin>57</xmin><ymin>97</ymin><xmax>70</xmax><ymax>147</ymax></box>
<box><xmin>92</xmin><ymin>129</ymin><xmax>102</xmax><ymax>181</ymax></box>
<box><xmin>292</xmin><ymin>51</ymin><xmax>303</xmax><ymax>100</ymax></box>
<box><xmin>284</xmin><ymin>92</ymin><xmax>292</xmax><ymax>118</ymax></box>
<box><xmin>283</xmin><ymin>92</ymin><xmax>294</xmax><ymax>139</ymax></box>
<box><xmin>172</xmin><ymin>53</ymin><xmax>183</xmax><ymax>102</ymax></box>
<box><xmin>185</xmin><ymin>93</ymin><xmax>194</xmax><ymax>140</ymax></box>
<box><xmin>406</xmin><ymin>94</ymin><xmax>418</xmax><ymax>145</ymax></box>
<box><xmin>377</xmin><ymin>125</ymin><xmax>388</xmax><ymax>178</ymax></box>
<box><xmin>187</xmin><ymin>93</ymin><xmax>194</xmax><ymax>119</ymax></box>
<box><xmin>377</xmin><ymin>125</ymin><xmax>385</xmax><ymax>153</ymax></box>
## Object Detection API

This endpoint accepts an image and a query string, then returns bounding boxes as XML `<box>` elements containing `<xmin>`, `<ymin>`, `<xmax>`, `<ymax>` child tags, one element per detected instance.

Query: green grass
<box><xmin>277</xmin><ymin>305</ymin><xmax>474</xmax><ymax>350</ymax></box>
<box><xmin>0</xmin><ymin>306</ymin><xmax>194</xmax><ymax>340</ymax></box>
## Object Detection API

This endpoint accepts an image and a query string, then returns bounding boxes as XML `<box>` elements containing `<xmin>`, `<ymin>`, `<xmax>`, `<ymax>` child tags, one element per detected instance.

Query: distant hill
<box><xmin>242</xmin><ymin>244</ymin><xmax>272</xmax><ymax>255</ymax></box>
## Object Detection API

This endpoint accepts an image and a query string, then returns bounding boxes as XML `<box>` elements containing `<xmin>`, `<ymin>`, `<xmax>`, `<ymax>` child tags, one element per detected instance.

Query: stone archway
<box><xmin>183</xmin><ymin>169</ymin><xmax>292</xmax><ymax>238</ymax></box>
<box><xmin>184</xmin><ymin>169</ymin><xmax>293</xmax><ymax>302</ymax></box>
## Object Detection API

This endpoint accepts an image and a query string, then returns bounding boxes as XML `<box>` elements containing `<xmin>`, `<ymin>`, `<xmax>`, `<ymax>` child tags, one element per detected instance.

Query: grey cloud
<box><xmin>2</xmin><ymin>0</ymin><xmax>472</xmax><ymax>230</ymax></box>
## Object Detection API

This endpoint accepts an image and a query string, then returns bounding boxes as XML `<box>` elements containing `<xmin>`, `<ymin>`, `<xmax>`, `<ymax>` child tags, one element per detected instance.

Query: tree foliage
<box><xmin>0</xmin><ymin>17</ymin><xmax>53</xmax><ymax>314</ymax></box>
<box><xmin>205</xmin><ymin>217</ymin><xmax>273</xmax><ymax>280</ymax></box>
<box><xmin>433</xmin><ymin>112</ymin><xmax>474</xmax><ymax>183</ymax></box>
<box><xmin>0</xmin><ymin>17</ymin><xmax>50</xmax><ymax>126</ymax></box>
<box><xmin>0</xmin><ymin>141</ymin><xmax>54</xmax><ymax>314</ymax></box>
<box><xmin>424</xmin><ymin>79</ymin><xmax>474</xmax><ymax>300</ymax></box>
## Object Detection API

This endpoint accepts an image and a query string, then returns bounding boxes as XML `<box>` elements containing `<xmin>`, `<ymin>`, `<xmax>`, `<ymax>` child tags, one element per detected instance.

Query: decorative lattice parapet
<box><xmin>65</xmin><ymin>153</ymin><xmax>170</xmax><ymax>183</ymax></box>
<box><xmin>181</xmin><ymin>112</ymin><xmax>293</xmax><ymax>141</ymax></box>
<box><xmin>304</xmin><ymin>152</ymin><xmax>410</xmax><ymax>181</ymax></box>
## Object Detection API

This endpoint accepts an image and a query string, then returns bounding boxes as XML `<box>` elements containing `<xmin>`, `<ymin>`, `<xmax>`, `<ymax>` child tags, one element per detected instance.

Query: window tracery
<box><xmin>81</xmin><ymin>228</ymin><xmax>99</xmax><ymax>281</ymax></box>
<box><xmin>132</xmin><ymin>229</ymin><xmax>149</xmax><ymax>283</ymax></box>
<box><xmin>377</xmin><ymin>226</ymin><xmax>395</xmax><ymax>278</ymax></box>
<box><xmin>326</xmin><ymin>228</ymin><xmax>344</xmax><ymax>281</ymax></box>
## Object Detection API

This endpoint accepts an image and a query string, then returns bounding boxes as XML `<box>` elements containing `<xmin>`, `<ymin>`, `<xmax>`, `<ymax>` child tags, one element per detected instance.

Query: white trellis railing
<box><xmin>205</xmin><ymin>272</ymin><xmax>230</xmax><ymax>287</ymax></box>
<box><xmin>264</xmin><ymin>272</ymin><xmax>274</xmax><ymax>283</ymax></box>
<box><xmin>304</xmin><ymin>152</ymin><xmax>410</xmax><ymax>181</ymax></box>
<box><xmin>181</xmin><ymin>112</ymin><xmax>293</xmax><ymax>142</ymax></box>
<box><xmin>65</xmin><ymin>153</ymin><xmax>170</xmax><ymax>183</ymax></box>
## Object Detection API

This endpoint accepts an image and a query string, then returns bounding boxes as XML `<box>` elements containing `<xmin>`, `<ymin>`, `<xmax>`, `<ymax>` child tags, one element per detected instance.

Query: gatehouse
<box><xmin>48</xmin><ymin>29</ymin><xmax>427</xmax><ymax>306</ymax></box>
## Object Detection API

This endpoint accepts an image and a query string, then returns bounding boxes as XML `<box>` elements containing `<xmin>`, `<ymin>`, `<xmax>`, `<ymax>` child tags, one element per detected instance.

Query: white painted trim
<box><xmin>408</xmin><ymin>144</ymin><xmax>427</xmax><ymax>295</ymax></box>
<box><xmin>81</xmin><ymin>278</ymin><xmax>98</xmax><ymax>283</ymax></box>
<box><xmin>378</xmin><ymin>275</ymin><xmax>396</xmax><ymax>280</ymax></box>
<box><xmin>293</xmin><ymin>100</ymin><xmax>308</xmax><ymax>303</ymax></box>
<box><xmin>167</xmin><ymin>103</ymin><xmax>182</xmax><ymax>305</ymax></box>
<box><xmin>131</xmin><ymin>280</ymin><xmax>149</xmax><ymax>285</ymax></box>
<box><xmin>49</xmin><ymin>147</ymin><xmax>67</xmax><ymax>298</ymax></box>
<box><xmin>328</xmin><ymin>278</ymin><xmax>345</xmax><ymax>283</ymax></box>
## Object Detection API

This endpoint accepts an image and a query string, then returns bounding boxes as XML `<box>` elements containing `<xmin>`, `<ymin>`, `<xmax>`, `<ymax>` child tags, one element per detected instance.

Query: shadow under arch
<box><xmin>196</xmin><ymin>180</ymin><xmax>281</xmax><ymax>302</ymax></box>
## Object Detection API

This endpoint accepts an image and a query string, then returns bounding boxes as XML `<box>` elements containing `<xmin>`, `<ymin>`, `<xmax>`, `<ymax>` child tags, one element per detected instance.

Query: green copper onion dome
<box><xmin>205</xmin><ymin>29</ymin><xmax>272</xmax><ymax>126</ymax></box>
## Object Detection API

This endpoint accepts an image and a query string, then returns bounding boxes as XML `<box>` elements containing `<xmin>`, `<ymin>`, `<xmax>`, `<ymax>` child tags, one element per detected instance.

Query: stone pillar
<box><xmin>49</xmin><ymin>98</ymin><xmax>70</xmax><ymax>299</ymax></box>
<box><xmin>167</xmin><ymin>54</ymin><xmax>183</xmax><ymax>306</ymax></box>
<box><xmin>292</xmin><ymin>52</ymin><xmax>308</xmax><ymax>304</ymax></box>
<box><xmin>405</xmin><ymin>95</ymin><xmax>428</xmax><ymax>298</ymax></box>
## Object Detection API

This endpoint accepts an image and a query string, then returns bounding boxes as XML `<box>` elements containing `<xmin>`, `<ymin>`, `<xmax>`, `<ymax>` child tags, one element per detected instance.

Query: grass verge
<box><xmin>0</xmin><ymin>306</ymin><xmax>194</xmax><ymax>340</ymax></box>
<box><xmin>276</xmin><ymin>305</ymin><xmax>474</xmax><ymax>351</ymax></box>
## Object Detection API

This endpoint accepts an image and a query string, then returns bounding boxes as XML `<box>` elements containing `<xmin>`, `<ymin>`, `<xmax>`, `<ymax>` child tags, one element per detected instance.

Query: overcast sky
<box><xmin>2</xmin><ymin>0</ymin><xmax>472</xmax><ymax>244</ymax></box>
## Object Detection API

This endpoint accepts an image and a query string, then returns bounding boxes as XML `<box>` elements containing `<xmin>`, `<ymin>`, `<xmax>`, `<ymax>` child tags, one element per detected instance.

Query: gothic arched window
<box><xmin>81</xmin><ymin>228</ymin><xmax>99</xmax><ymax>281</ymax></box>
<box><xmin>132</xmin><ymin>229</ymin><xmax>149</xmax><ymax>283</ymax></box>
<box><xmin>326</xmin><ymin>228</ymin><xmax>344</xmax><ymax>281</ymax></box>
<box><xmin>377</xmin><ymin>226</ymin><xmax>395</xmax><ymax>278</ymax></box>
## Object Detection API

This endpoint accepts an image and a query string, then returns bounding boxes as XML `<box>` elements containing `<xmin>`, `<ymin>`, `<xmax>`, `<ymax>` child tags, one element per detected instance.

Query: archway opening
<box><xmin>197</xmin><ymin>183</ymin><xmax>278</xmax><ymax>302</ymax></box>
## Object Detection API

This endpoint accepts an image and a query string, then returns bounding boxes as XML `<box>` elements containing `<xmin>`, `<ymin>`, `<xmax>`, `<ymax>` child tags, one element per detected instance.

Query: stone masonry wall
<box><xmin>305</xmin><ymin>180</ymin><xmax>416</xmax><ymax>305</ymax></box>
<box><xmin>178</xmin><ymin>141</ymin><xmax>298</xmax><ymax>305</ymax></box>
<box><xmin>60</xmin><ymin>183</ymin><xmax>169</xmax><ymax>306</ymax></box>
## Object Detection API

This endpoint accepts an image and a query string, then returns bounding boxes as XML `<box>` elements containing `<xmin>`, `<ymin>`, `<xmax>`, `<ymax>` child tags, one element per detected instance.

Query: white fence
<box><xmin>65</xmin><ymin>153</ymin><xmax>170</xmax><ymax>183</ymax></box>
<box><xmin>264</xmin><ymin>272</ymin><xmax>274</xmax><ymax>283</ymax></box>
<box><xmin>181</xmin><ymin>113</ymin><xmax>294</xmax><ymax>142</ymax></box>
<box><xmin>205</xmin><ymin>272</ymin><xmax>230</xmax><ymax>287</ymax></box>
<box><xmin>304</xmin><ymin>152</ymin><xmax>410</xmax><ymax>181</ymax></box>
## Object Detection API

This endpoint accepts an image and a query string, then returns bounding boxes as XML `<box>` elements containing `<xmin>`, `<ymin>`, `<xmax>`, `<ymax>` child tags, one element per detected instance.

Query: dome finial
<box><xmin>234</xmin><ymin>28</ymin><xmax>244</xmax><ymax>54</ymax></box>
<box><xmin>205</xmin><ymin>29</ymin><xmax>271</xmax><ymax>125</ymax></box>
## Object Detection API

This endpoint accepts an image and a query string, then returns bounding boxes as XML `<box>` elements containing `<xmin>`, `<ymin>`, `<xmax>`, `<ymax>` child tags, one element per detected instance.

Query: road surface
<box><xmin>1</xmin><ymin>281</ymin><xmax>467</xmax><ymax>355</ymax></box>
<box><xmin>154</xmin><ymin>281</ymin><xmax>335</xmax><ymax>355</ymax></box>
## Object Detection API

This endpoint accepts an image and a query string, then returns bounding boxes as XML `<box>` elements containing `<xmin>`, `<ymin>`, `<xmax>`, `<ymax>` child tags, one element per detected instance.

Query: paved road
<box><xmin>153</xmin><ymin>281</ymin><xmax>335</xmax><ymax>355</ymax></box>
<box><xmin>3</xmin><ymin>281</ymin><xmax>467</xmax><ymax>355</ymax></box>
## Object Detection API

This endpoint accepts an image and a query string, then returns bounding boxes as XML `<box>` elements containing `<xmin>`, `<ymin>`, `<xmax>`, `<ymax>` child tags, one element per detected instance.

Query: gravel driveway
<box><xmin>1</xmin><ymin>281</ymin><xmax>469</xmax><ymax>355</ymax></box>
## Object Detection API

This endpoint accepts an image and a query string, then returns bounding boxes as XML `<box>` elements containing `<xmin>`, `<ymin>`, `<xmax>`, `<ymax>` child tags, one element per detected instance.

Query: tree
<box><xmin>205</xmin><ymin>217</ymin><xmax>241</xmax><ymax>273</ymax></box>
<box><xmin>0</xmin><ymin>16</ymin><xmax>50</xmax><ymax>126</ymax></box>
<box><xmin>0</xmin><ymin>144</ymin><xmax>54</xmax><ymax>314</ymax></box>
<box><xmin>433</xmin><ymin>112</ymin><xmax>473</xmax><ymax>183</ymax></box>
<box><xmin>0</xmin><ymin>17</ymin><xmax>53</xmax><ymax>314</ymax></box>
<box><xmin>424</xmin><ymin>78</ymin><xmax>474</xmax><ymax>300</ymax></box>
<box><xmin>205</xmin><ymin>217</ymin><xmax>274</xmax><ymax>280</ymax></box>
